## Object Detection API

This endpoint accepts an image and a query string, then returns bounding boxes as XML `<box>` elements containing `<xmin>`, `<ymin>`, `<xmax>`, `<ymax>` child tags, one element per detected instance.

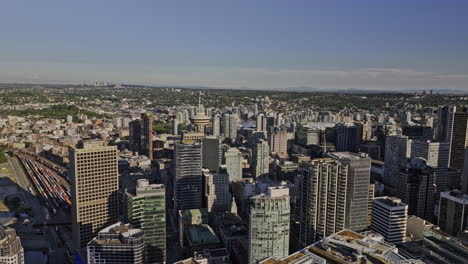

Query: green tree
<box><xmin>0</xmin><ymin>149</ymin><xmax>7</xmax><ymax>163</ymax></box>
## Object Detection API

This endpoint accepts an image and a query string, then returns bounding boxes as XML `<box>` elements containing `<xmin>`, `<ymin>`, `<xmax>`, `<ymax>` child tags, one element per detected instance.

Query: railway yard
<box><xmin>1</xmin><ymin>152</ymin><xmax>74</xmax><ymax>264</ymax></box>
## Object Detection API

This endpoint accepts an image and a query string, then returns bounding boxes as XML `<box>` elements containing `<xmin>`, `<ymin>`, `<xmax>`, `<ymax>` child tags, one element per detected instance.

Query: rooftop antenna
<box><xmin>198</xmin><ymin>91</ymin><xmax>202</xmax><ymax>108</ymax></box>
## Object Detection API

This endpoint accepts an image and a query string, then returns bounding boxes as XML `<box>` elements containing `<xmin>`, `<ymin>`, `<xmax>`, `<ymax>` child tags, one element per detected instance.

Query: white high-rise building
<box><xmin>252</xmin><ymin>139</ymin><xmax>269</xmax><ymax>179</ymax></box>
<box><xmin>411</xmin><ymin>140</ymin><xmax>449</xmax><ymax>192</ymax></box>
<box><xmin>371</xmin><ymin>197</ymin><xmax>408</xmax><ymax>244</ymax></box>
<box><xmin>249</xmin><ymin>186</ymin><xmax>290</xmax><ymax>264</ymax></box>
<box><xmin>212</xmin><ymin>114</ymin><xmax>221</xmax><ymax>137</ymax></box>
<box><xmin>256</xmin><ymin>113</ymin><xmax>267</xmax><ymax>132</ymax></box>
<box><xmin>222</xmin><ymin>113</ymin><xmax>239</xmax><ymax>142</ymax></box>
<box><xmin>268</xmin><ymin>126</ymin><xmax>288</xmax><ymax>154</ymax></box>
<box><xmin>224</xmin><ymin>147</ymin><xmax>243</xmax><ymax>181</ymax></box>
<box><xmin>299</xmin><ymin>152</ymin><xmax>371</xmax><ymax>246</ymax></box>
<box><xmin>0</xmin><ymin>226</ymin><xmax>24</xmax><ymax>264</ymax></box>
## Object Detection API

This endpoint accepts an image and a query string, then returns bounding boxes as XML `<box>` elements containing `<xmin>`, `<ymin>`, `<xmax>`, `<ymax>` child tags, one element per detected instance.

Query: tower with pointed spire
<box><xmin>190</xmin><ymin>91</ymin><xmax>211</xmax><ymax>133</ymax></box>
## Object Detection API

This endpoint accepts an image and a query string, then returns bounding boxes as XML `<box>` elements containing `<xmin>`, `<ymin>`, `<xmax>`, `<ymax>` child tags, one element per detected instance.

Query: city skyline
<box><xmin>1</xmin><ymin>0</ymin><xmax>468</xmax><ymax>90</ymax></box>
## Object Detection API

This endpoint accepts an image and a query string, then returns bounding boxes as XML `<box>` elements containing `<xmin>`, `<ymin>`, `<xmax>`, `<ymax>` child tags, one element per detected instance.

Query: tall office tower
<box><xmin>299</xmin><ymin>159</ymin><xmax>348</xmax><ymax>245</ymax></box>
<box><xmin>124</xmin><ymin>179</ymin><xmax>166</xmax><ymax>263</ymax></box>
<box><xmin>383</xmin><ymin>135</ymin><xmax>412</xmax><ymax>194</ymax></box>
<box><xmin>70</xmin><ymin>141</ymin><xmax>119</xmax><ymax>250</ymax></box>
<box><xmin>252</xmin><ymin>139</ymin><xmax>270</xmax><ymax>179</ymax></box>
<box><xmin>438</xmin><ymin>190</ymin><xmax>468</xmax><ymax>237</ymax></box>
<box><xmin>222</xmin><ymin>113</ymin><xmax>239</xmax><ymax>142</ymax></box>
<box><xmin>334</xmin><ymin>122</ymin><xmax>362</xmax><ymax>152</ymax></box>
<box><xmin>141</xmin><ymin>113</ymin><xmax>154</xmax><ymax>160</ymax></box>
<box><xmin>368</xmin><ymin>184</ymin><xmax>375</xmax><ymax>227</ymax></box>
<box><xmin>299</xmin><ymin>153</ymin><xmax>371</xmax><ymax>246</ymax></box>
<box><xmin>404</xmin><ymin>111</ymin><xmax>412</xmax><ymax>124</ymax></box>
<box><xmin>113</xmin><ymin>117</ymin><xmax>122</xmax><ymax>128</ymax></box>
<box><xmin>371</xmin><ymin>197</ymin><xmax>408</xmax><ymax>244</ymax></box>
<box><xmin>174</xmin><ymin>142</ymin><xmax>203</xmax><ymax>210</ymax></box>
<box><xmin>212</xmin><ymin>114</ymin><xmax>221</xmax><ymax>137</ymax></box>
<box><xmin>203</xmin><ymin>169</ymin><xmax>231</xmax><ymax>212</ymax></box>
<box><xmin>397</xmin><ymin>158</ymin><xmax>436</xmax><ymax>222</ymax></box>
<box><xmin>295</xmin><ymin>125</ymin><xmax>321</xmax><ymax>146</ymax></box>
<box><xmin>87</xmin><ymin>223</ymin><xmax>145</xmax><ymax>264</ymax></box>
<box><xmin>224</xmin><ymin>147</ymin><xmax>243</xmax><ymax>181</ymax></box>
<box><xmin>411</xmin><ymin>140</ymin><xmax>449</xmax><ymax>192</ymax></box>
<box><xmin>266</xmin><ymin>116</ymin><xmax>276</xmax><ymax>130</ymax></box>
<box><xmin>463</xmin><ymin>149</ymin><xmax>468</xmax><ymax>194</ymax></box>
<box><xmin>328</xmin><ymin>152</ymin><xmax>371</xmax><ymax>232</ymax></box>
<box><xmin>202</xmin><ymin>136</ymin><xmax>222</xmax><ymax>172</ymax></box>
<box><xmin>434</xmin><ymin>106</ymin><xmax>449</xmax><ymax>141</ymax></box>
<box><xmin>231</xmin><ymin>178</ymin><xmax>256</xmax><ymax>220</ymax></box>
<box><xmin>256</xmin><ymin>113</ymin><xmax>267</xmax><ymax>132</ymax></box>
<box><xmin>66</xmin><ymin>114</ymin><xmax>73</xmax><ymax>123</ymax></box>
<box><xmin>249</xmin><ymin>186</ymin><xmax>290</xmax><ymax>264</ymax></box>
<box><xmin>447</xmin><ymin>106</ymin><xmax>468</xmax><ymax>170</ymax></box>
<box><xmin>276</xmin><ymin>113</ymin><xmax>284</xmax><ymax>127</ymax></box>
<box><xmin>129</xmin><ymin>119</ymin><xmax>142</xmax><ymax>152</ymax></box>
<box><xmin>0</xmin><ymin>225</ymin><xmax>24</xmax><ymax>264</ymax></box>
<box><xmin>268</xmin><ymin>126</ymin><xmax>288</xmax><ymax>154</ymax></box>
<box><xmin>173</xmin><ymin>118</ymin><xmax>179</xmax><ymax>135</ymax></box>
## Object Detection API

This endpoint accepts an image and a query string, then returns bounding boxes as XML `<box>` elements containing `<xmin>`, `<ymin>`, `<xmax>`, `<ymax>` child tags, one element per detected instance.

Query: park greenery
<box><xmin>0</xmin><ymin>149</ymin><xmax>7</xmax><ymax>163</ymax></box>
<box><xmin>1</xmin><ymin>104</ymin><xmax>111</xmax><ymax>120</ymax></box>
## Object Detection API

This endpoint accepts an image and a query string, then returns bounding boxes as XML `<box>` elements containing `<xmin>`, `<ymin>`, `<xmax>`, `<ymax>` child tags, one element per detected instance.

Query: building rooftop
<box><xmin>328</xmin><ymin>152</ymin><xmax>369</xmax><ymax>160</ymax></box>
<box><xmin>309</xmin><ymin>230</ymin><xmax>421</xmax><ymax>264</ymax></box>
<box><xmin>441</xmin><ymin>190</ymin><xmax>468</xmax><ymax>204</ymax></box>
<box><xmin>374</xmin><ymin>196</ymin><xmax>408</xmax><ymax>208</ymax></box>
<box><xmin>259</xmin><ymin>247</ymin><xmax>326</xmax><ymax>264</ymax></box>
<box><xmin>186</xmin><ymin>224</ymin><xmax>220</xmax><ymax>246</ymax></box>
<box><xmin>89</xmin><ymin>222</ymin><xmax>144</xmax><ymax>246</ymax></box>
<box><xmin>179</xmin><ymin>209</ymin><xmax>209</xmax><ymax>225</ymax></box>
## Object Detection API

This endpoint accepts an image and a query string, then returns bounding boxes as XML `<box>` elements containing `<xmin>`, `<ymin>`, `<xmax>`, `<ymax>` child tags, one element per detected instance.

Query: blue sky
<box><xmin>1</xmin><ymin>0</ymin><xmax>467</xmax><ymax>90</ymax></box>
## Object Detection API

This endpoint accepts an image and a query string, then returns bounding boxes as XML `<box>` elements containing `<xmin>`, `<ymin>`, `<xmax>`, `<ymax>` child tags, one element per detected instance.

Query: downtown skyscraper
<box><xmin>252</xmin><ymin>139</ymin><xmax>270</xmax><ymax>179</ymax></box>
<box><xmin>447</xmin><ymin>106</ymin><xmax>468</xmax><ymax>170</ymax></box>
<box><xmin>173</xmin><ymin>141</ymin><xmax>203</xmax><ymax>210</ymax></box>
<box><xmin>299</xmin><ymin>152</ymin><xmax>371</xmax><ymax>246</ymax></box>
<box><xmin>125</xmin><ymin>179</ymin><xmax>166</xmax><ymax>263</ymax></box>
<box><xmin>249</xmin><ymin>186</ymin><xmax>290</xmax><ymax>264</ymax></box>
<box><xmin>141</xmin><ymin>113</ymin><xmax>154</xmax><ymax>160</ymax></box>
<box><xmin>70</xmin><ymin>141</ymin><xmax>119</xmax><ymax>250</ymax></box>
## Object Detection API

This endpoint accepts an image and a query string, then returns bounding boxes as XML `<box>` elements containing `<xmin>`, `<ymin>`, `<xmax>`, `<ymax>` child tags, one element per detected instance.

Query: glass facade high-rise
<box><xmin>397</xmin><ymin>157</ymin><xmax>436</xmax><ymax>222</ymax></box>
<box><xmin>383</xmin><ymin>135</ymin><xmax>412</xmax><ymax>194</ymax></box>
<box><xmin>202</xmin><ymin>136</ymin><xmax>222</xmax><ymax>172</ymax></box>
<box><xmin>174</xmin><ymin>141</ymin><xmax>203</xmax><ymax>210</ymax></box>
<box><xmin>141</xmin><ymin>113</ymin><xmax>154</xmax><ymax>160</ymax></box>
<box><xmin>411</xmin><ymin>140</ymin><xmax>449</xmax><ymax>193</ymax></box>
<box><xmin>129</xmin><ymin>119</ymin><xmax>142</xmax><ymax>152</ymax></box>
<box><xmin>447</xmin><ymin>106</ymin><xmax>468</xmax><ymax>170</ymax></box>
<box><xmin>125</xmin><ymin>179</ymin><xmax>166</xmax><ymax>263</ymax></box>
